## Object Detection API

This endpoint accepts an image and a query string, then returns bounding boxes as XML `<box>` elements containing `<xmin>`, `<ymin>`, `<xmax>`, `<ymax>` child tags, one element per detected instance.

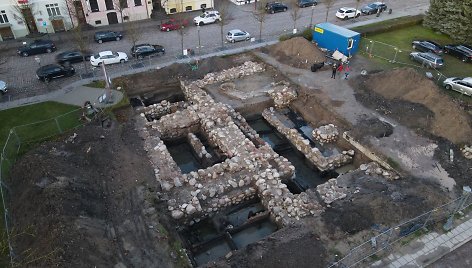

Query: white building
<box><xmin>161</xmin><ymin>0</ymin><xmax>213</xmax><ymax>14</ymax></box>
<box><xmin>0</xmin><ymin>0</ymin><xmax>75</xmax><ymax>40</ymax></box>
<box><xmin>78</xmin><ymin>0</ymin><xmax>153</xmax><ymax>27</ymax></box>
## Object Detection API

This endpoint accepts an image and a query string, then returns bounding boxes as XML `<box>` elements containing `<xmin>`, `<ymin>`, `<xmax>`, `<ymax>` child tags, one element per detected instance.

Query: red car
<box><xmin>160</xmin><ymin>19</ymin><xmax>189</xmax><ymax>32</ymax></box>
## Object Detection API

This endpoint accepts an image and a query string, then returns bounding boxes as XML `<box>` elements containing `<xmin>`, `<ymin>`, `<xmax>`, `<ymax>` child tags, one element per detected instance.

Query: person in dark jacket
<box><xmin>331</xmin><ymin>63</ymin><xmax>337</xmax><ymax>79</ymax></box>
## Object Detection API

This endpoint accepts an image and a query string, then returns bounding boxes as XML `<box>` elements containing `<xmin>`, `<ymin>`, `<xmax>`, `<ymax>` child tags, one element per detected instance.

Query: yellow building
<box><xmin>161</xmin><ymin>0</ymin><xmax>214</xmax><ymax>14</ymax></box>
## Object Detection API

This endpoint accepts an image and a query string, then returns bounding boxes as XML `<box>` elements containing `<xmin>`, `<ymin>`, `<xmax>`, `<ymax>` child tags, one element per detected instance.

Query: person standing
<box><xmin>344</xmin><ymin>65</ymin><xmax>350</xmax><ymax>79</ymax></box>
<box><xmin>337</xmin><ymin>63</ymin><xmax>344</xmax><ymax>75</ymax></box>
<box><xmin>331</xmin><ymin>63</ymin><xmax>337</xmax><ymax>79</ymax></box>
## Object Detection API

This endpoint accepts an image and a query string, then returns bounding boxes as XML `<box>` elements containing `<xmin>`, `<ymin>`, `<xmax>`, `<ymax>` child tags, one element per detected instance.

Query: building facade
<box><xmin>0</xmin><ymin>0</ymin><xmax>77</xmax><ymax>40</ymax></box>
<box><xmin>161</xmin><ymin>0</ymin><xmax>213</xmax><ymax>14</ymax></box>
<box><xmin>79</xmin><ymin>0</ymin><xmax>152</xmax><ymax>27</ymax></box>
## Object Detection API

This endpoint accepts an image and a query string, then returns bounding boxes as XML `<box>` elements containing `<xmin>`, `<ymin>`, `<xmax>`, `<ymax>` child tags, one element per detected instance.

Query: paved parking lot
<box><xmin>0</xmin><ymin>0</ymin><xmax>429</xmax><ymax>103</ymax></box>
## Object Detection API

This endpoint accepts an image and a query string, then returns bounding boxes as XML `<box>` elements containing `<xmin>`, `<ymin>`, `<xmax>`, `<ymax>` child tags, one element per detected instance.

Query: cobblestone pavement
<box><xmin>0</xmin><ymin>0</ymin><xmax>429</xmax><ymax>104</ymax></box>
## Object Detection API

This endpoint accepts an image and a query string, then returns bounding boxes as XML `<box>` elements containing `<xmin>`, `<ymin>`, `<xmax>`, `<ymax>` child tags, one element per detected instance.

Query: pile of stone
<box><xmin>316</xmin><ymin>178</ymin><xmax>347</xmax><ymax>205</ymax></box>
<box><xmin>461</xmin><ymin>145</ymin><xmax>472</xmax><ymax>159</ymax></box>
<box><xmin>312</xmin><ymin>124</ymin><xmax>339</xmax><ymax>145</ymax></box>
<box><xmin>262</xmin><ymin>108</ymin><xmax>353</xmax><ymax>171</ymax></box>
<box><xmin>151</xmin><ymin>109</ymin><xmax>201</xmax><ymax>139</ymax></box>
<box><xmin>267</xmin><ymin>81</ymin><xmax>297</xmax><ymax>109</ymax></box>
<box><xmin>139</xmin><ymin>100</ymin><xmax>188</xmax><ymax>122</ymax></box>
<box><xmin>193</xmin><ymin>61</ymin><xmax>265</xmax><ymax>88</ymax></box>
<box><xmin>360</xmin><ymin>162</ymin><xmax>400</xmax><ymax>180</ymax></box>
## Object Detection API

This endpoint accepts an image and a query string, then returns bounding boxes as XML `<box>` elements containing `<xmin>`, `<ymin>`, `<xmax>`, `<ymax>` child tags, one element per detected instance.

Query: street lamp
<box><xmin>310</xmin><ymin>5</ymin><xmax>315</xmax><ymax>28</ymax></box>
<box><xmin>197</xmin><ymin>25</ymin><xmax>201</xmax><ymax>55</ymax></box>
<box><xmin>392</xmin><ymin>47</ymin><xmax>401</xmax><ymax>63</ymax></box>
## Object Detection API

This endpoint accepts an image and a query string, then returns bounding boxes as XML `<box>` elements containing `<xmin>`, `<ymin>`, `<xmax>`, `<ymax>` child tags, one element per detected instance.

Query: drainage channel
<box><xmin>247</xmin><ymin>116</ymin><xmax>338</xmax><ymax>193</ymax></box>
<box><xmin>180</xmin><ymin>199</ymin><xmax>277</xmax><ymax>266</ymax></box>
<box><xmin>166</xmin><ymin>138</ymin><xmax>203</xmax><ymax>174</ymax></box>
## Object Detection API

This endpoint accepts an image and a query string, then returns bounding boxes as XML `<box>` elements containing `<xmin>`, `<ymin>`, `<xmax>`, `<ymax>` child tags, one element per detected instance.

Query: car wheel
<box><xmin>356</xmin><ymin>13</ymin><xmax>360</xmax><ymax>18</ymax></box>
<box><xmin>120</xmin><ymin>59</ymin><xmax>125</xmax><ymax>63</ymax></box>
<box><xmin>166</xmin><ymin>28</ymin><xmax>170</xmax><ymax>32</ymax></box>
<box><xmin>343</xmin><ymin>16</ymin><xmax>348</xmax><ymax>20</ymax></box>
<box><xmin>231</xmin><ymin>39</ymin><xmax>235</xmax><ymax>43</ymax></box>
<box><xmin>116</xmin><ymin>37</ymin><xmax>121</xmax><ymax>41</ymax></box>
<box><xmin>313</xmin><ymin>2</ymin><xmax>317</xmax><ymax>6</ymax></box>
<box><xmin>44</xmin><ymin>77</ymin><xmax>50</xmax><ymax>83</ymax></box>
<box><xmin>98</xmin><ymin>39</ymin><xmax>103</xmax><ymax>44</ymax></box>
<box><xmin>97</xmin><ymin>62</ymin><xmax>102</xmax><ymax>66</ymax></box>
<box><xmin>46</xmin><ymin>48</ymin><xmax>52</xmax><ymax>53</ymax></box>
<box><xmin>138</xmin><ymin>55</ymin><xmax>143</xmax><ymax>60</ymax></box>
<box><xmin>22</xmin><ymin>52</ymin><xmax>29</xmax><ymax>57</ymax></box>
<box><xmin>284</xmin><ymin>8</ymin><xmax>287</xmax><ymax>12</ymax></box>
<box><xmin>445</xmin><ymin>84</ymin><xmax>452</xmax><ymax>90</ymax></box>
<box><xmin>199</xmin><ymin>21</ymin><xmax>204</xmax><ymax>26</ymax></box>
<box><xmin>412</xmin><ymin>44</ymin><xmax>416</xmax><ymax>49</ymax></box>
<box><xmin>443</xmin><ymin>49</ymin><xmax>448</xmax><ymax>54</ymax></box>
<box><xmin>462</xmin><ymin>57</ymin><xmax>468</xmax><ymax>62</ymax></box>
<box><xmin>271</xmin><ymin>10</ymin><xmax>275</xmax><ymax>14</ymax></box>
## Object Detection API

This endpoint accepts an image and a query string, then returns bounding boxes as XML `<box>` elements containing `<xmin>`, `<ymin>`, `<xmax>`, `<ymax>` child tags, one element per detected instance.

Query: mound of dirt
<box><xmin>355</xmin><ymin>68</ymin><xmax>472</xmax><ymax>144</ymax></box>
<box><xmin>266</xmin><ymin>37</ymin><xmax>326</xmax><ymax>69</ymax></box>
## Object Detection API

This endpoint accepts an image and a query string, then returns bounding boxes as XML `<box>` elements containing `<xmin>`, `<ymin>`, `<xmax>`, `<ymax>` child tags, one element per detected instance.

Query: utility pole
<box><xmin>101</xmin><ymin>63</ymin><xmax>112</xmax><ymax>103</ymax></box>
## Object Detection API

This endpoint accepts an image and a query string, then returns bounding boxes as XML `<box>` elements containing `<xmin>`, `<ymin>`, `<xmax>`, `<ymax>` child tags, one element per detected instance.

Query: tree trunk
<box><xmin>181</xmin><ymin>33</ymin><xmax>184</xmax><ymax>56</ymax></box>
<box><xmin>259</xmin><ymin>21</ymin><xmax>263</xmax><ymax>41</ymax></box>
<box><xmin>220</xmin><ymin>24</ymin><xmax>224</xmax><ymax>48</ymax></box>
<box><xmin>82</xmin><ymin>55</ymin><xmax>88</xmax><ymax>74</ymax></box>
<box><xmin>325</xmin><ymin>8</ymin><xmax>329</xmax><ymax>22</ymax></box>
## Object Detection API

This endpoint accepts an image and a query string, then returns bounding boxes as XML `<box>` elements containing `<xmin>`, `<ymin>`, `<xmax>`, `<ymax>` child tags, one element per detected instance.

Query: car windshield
<box><xmin>368</xmin><ymin>4</ymin><xmax>376</xmax><ymax>8</ymax></box>
<box><xmin>437</xmin><ymin>59</ymin><xmax>444</xmax><ymax>64</ymax></box>
<box><xmin>199</xmin><ymin>14</ymin><xmax>205</xmax><ymax>18</ymax></box>
<box><xmin>112</xmin><ymin>52</ymin><xmax>119</xmax><ymax>57</ymax></box>
<box><xmin>338</xmin><ymin>9</ymin><xmax>345</xmax><ymax>13</ymax></box>
<box><xmin>93</xmin><ymin>54</ymin><xmax>100</xmax><ymax>59</ymax></box>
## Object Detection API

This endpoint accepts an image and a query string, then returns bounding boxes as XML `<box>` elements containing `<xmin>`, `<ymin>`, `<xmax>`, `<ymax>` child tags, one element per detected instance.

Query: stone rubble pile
<box><xmin>461</xmin><ymin>145</ymin><xmax>472</xmax><ymax>159</ymax></box>
<box><xmin>312</xmin><ymin>124</ymin><xmax>339</xmax><ymax>145</ymax></box>
<box><xmin>360</xmin><ymin>162</ymin><xmax>400</xmax><ymax>180</ymax></box>
<box><xmin>150</xmin><ymin>108</ymin><xmax>201</xmax><ymax>140</ymax></box>
<box><xmin>193</xmin><ymin>61</ymin><xmax>265</xmax><ymax>88</ymax></box>
<box><xmin>139</xmin><ymin>100</ymin><xmax>188</xmax><ymax>121</ymax></box>
<box><xmin>316</xmin><ymin>178</ymin><xmax>348</xmax><ymax>205</ymax></box>
<box><xmin>263</xmin><ymin>108</ymin><xmax>353</xmax><ymax>171</ymax></box>
<box><xmin>267</xmin><ymin>81</ymin><xmax>297</xmax><ymax>109</ymax></box>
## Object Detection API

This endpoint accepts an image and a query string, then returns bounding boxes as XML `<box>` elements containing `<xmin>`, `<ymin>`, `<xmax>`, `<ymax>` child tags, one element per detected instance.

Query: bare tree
<box><xmin>216</xmin><ymin>0</ymin><xmax>232</xmax><ymax>48</ymax></box>
<box><xmin>289</xmin><ymin>0</ymin><xmax>302</xmax><ymax>32</ymax></box>
<box><xmin>0</xmin><ymin>44</ymin><xmax>7</xmax><ymax>74</ymax></box>
<box><xmin>324</xmin><ymin>0</ymin><xmax>336</xmax><ymax>22</ymax></box>
<box><xmin>174</xmin><ymin>12</ymin><xmax>190</xmax><ymax>57</ymax></box>
<box><xmin>125</xmin><ymin>21</ymin><xmax>142</xmax><ymax>53</ymax></box>
<box><xmin>252</xmin><ymin>0</ymin><xmax>268</xmax><ymax>42</ymax></box>
<box><xmin>62</xmin><ymin>0</ymin><xmax>87</xmax><ymax>28</ymax></box>
<box><xmin>354</xmin><ymin>0</ymin><xmax>364</xmax><ymax>16</ymax></box>
<box><xmin>10</xmin><ymin>1</ymin><xmax>38</xmax><ymax>34</ymax></box>
<box><xmin>71</xmin><ymin>24</ymin><xmax>91</xmax><ymax>74</ymax></box>
<box><xmin>113</xmin><ymin>0</ymin><xmax>128</xmax><ymax>25</ymax></box>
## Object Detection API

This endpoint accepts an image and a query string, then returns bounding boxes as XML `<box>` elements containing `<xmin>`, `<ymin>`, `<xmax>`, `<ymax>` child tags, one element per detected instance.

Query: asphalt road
<box><xmin>0</xmin><ymin>0</ymin><xmax>430</xmax><ymax>103</ymax></box>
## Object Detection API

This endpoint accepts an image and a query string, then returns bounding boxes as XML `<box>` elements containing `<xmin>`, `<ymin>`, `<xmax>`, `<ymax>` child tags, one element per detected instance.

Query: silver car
<box><xmin>226</xmin><ymin>29</ymin><xmax>251</xmax><ymax>43</ymax></box>
<box><xmin>443</xmin><ymin>77</ymin><xmax>472</xmax><ymax>96</ymax></box>
<box><xmin>0</xmin><ymin>80</ymin><xmax>6</xmax><ymax>95</ymax></box>
<box><xmin>409</xmin><ymin>52</ymin><xmax>444</xmax><ymax>69</ymax></box>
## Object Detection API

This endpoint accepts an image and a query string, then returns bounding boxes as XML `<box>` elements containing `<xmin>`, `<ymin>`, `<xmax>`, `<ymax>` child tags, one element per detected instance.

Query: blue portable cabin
<box><xmin>312</xmin><ymin>22</ymin><xmax>361</xmax><ymax>57</ymax></box>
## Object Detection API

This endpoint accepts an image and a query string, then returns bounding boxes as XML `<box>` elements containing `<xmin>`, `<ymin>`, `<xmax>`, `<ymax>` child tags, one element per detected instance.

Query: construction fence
<box><xmin>0</xmin><ymin>108</ymin><xmax>84</xmax><ymax>266</ymax></box>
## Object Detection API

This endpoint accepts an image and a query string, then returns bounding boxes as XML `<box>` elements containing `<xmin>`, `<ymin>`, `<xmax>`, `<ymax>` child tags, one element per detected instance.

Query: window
<box><xmin>347</xmin><ymin>38</ymin><xmax>353</xmax><ymax>49</ymax></box>
<box><xmin>0</xmin><ymin>10</ymin><xmax>8</xmax><ymax>23</ymax></box>
<box><xmin>95</xmin><ymin>20</ymin><xmax>102</xmax><ymax>25</ymax></box>
<box><xmin>134</xmin><ymin>0</ymin><xmax>142</xmax><ymax>6</ymax></box>
<box><xmin>46</xmin><ymin>3</ymin><xmax>61</xmax><ymax>17</ymax></box>
<box><xmin>90</xmin><ymin>0</ymin><xmax>100</xmax><ymax>12</ymax></box>
<box><xmin>170</xmin><ymin>8</ymin><xmax>176</xmax><ymax>13</ymax></box>
<box><xmin>123</xmin><ymin>16</ymin><xmax>129</xmax><ymax>21</ymax></box>
<box><xmin>200</xmin><ymin>4</ymin><xmax>206</xmax><ymax>9</ymax></box>
<box><xmin>120</xmin><ymin>0</ymin><xmax>128</xmax><ymax>8</ymax></box>
<box><xmin>105</xmin><ymin>0</ymin><xmax>114</xmax><ymax>10</ymax></box>
<box><xmin>185</xmin><ymin>6</ymin><xmax>192</xmax><ymax>11</ymax></box>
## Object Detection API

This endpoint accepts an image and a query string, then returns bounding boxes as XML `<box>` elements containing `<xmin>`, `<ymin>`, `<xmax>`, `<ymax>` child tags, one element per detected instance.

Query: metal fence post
<box><xmin>12</xmin><ymin>129</ymin><xmax>21</xmax><ymax>153</ymax></box>
<box><xmin>54</xmin><ymin>118</ymin><xmax>63</xmax><ymax>134</ymax></box>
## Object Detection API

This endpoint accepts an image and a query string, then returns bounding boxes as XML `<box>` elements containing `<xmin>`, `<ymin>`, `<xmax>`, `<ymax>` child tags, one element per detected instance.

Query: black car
<box><xmin>94</xmin><ymin>31</ymin><xmax>123</xmax><ymax>43</ymax></box>
<box><xmin>17</xmin><ymin>39</ymin><xmax>56</xmax><ymax>57</ymax></box>
<box><xmin>412</xmin><ymin>40</ymin><xmax>443</xmax><ymax>54</ymax></box>
<box><xmin>36</xmin><ymin>64</ymin><xmax>75</xmax><ymax>82</ymax></box>
<box><xmin>297</xmin><ymin>0</ymin><xmax>318</xmax><ymax>8</ymax></box>
<box><xmin>361</xmin><ymin>2</ymin><xmax>387</xmax><ymax>15</ymax></box>
<box><xmin>266</xmin><ymin>2</ymin><xmax>288</xmax><ymax>13</ymax></box>
<box><xmin>55</xmin><ymin>50</ymin><xmax>93</xmax><ymax>65</ymax></box>
<box><xmin>444</xmin><ymin>45</ymin><xmax>472</xmax><ymax>62</ymax></box>
<box><xmin>131</xmin><ymin>44</ymin><xmax>165</xmax><ymax>59</ymax></box>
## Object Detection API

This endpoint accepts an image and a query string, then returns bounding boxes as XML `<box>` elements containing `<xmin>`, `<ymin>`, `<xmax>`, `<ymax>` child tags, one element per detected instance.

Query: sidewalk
<box><xmin>372</xmin><ymin>213</ymin><xmax>472</xmax><ymax>267</ymax></box>
<box><xmin>53</xmin><ymin>85</ymin><xmax>124</xmax><ymax>108</ymax></box>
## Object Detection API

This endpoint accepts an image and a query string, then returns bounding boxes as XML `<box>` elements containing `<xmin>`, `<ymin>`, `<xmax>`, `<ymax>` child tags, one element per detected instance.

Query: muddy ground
<box><xmin>7</xmin><ymin>37</ymin><xmax>472</xmax><ymax>268</ymax></box>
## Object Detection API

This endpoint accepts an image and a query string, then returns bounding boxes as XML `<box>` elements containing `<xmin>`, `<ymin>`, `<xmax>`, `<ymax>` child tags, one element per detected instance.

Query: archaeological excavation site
<box><xmin>7</xmin><ymin>38</ymin><xmax>472</xmax><ymax>267</ymax></box>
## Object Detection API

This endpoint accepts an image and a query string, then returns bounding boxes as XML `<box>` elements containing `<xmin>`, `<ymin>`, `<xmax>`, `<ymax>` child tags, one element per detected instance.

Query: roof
<box><xmin>314</xmin><ymin>22</ymin><xmax>360</xmax><ymax>38</ymax></box>
<box><xmin>463</xmin><ymin>77</ymin><xmax>472</xmax><ymax>83</ymax></box>
<box><xmin>98</xmin><ymin>51</ymin><xmax>113</xmax><ymax>56</ymax></box>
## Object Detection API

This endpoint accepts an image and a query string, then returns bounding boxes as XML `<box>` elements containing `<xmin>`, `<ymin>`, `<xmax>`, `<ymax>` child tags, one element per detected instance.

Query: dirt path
<box><xmin>254</xmin><ymin>51</ymin><xmax>458</xmax><ymax>193</ymax></box>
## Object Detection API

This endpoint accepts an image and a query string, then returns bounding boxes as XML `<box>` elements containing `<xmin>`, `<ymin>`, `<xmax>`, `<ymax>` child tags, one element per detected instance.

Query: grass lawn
<box><xmin>357</xmin><ymin>24</ymin><xmax>472</xmax><ymax>103</ymax></box>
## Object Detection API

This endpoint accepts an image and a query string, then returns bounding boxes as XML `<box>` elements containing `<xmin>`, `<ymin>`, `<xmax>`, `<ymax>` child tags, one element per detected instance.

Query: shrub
<box><xmin>302</xmin><ymin>27</ymin><xmax>313</xmax><ymax>41</ymax></box>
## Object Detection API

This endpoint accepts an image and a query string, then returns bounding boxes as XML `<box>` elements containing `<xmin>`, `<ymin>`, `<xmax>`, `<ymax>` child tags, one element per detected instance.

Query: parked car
<box><xmin>266</xmin><ymin>2</ymin><xmax>288</xmax><ymax>14</ymax></box>
<box><xmin>94</xmin><ymin>31</ymin><xmax>123</xmax><ymax>43</ymax></box>
<box><xmin>412</xmin><ymin>40</ymin><xmax>443</xmax><ymax>54</ymax></box>
<box><xmin>55</xmin><ymin>50</ymin><xmax>93</xmax><ymax>65</ymax></box>
<box><xmin>297</xmin><ymin>0</ymin><xmax>318</xmax><ymax>8</ymax></box>
<box><xmin>336</xmin><ymin>7</ymin><xmax>361</xmax><ymax>20</ymax></box>
<box><xmin>36</xmin><ymin>64</ymin><xmax>75</xmax><ymax>82</ymax></box>
<box><xmin>17</xmin><ymin>39</ymin><xmax>56</xmax><ymax>57</ymax></box>
<box><xmin>443</xmin><ymin>45</ymin><xmax>472</xmax><ymax>62</ymax></box>
<box><xmin>443</xmin><ymin>77</ymin><xmax>472</xmax><ymax>96</ymax></box>
<box><xmin>90</xmin><ymin>51</ymin><xmax>128</xmax><ymax>66</ymax></box>
<box><xmin>226</xmin><ymin>29</ymin><xmax>251</xmax><ymax>43</ymax></box>
<box><xmin>131</xmin><ymin>44</ymin><xmax>165</xmax><ymax>59</ymax></box>
<box><xmin>193</xmin><ymin>11</ymin><xmax>221</xmax><ymax>26</ymax></box>
<box><xmin>361</xmin><ymin>2</ymin><xmax>387</xmax><ymax>15</ymax></box>
<box><xmin>160</xmin><ymin>18</ymin><xmax>189</xmax><ymax>31</ymax></box>
<box><xmin>0</xmin><ymin>80</ymin><xmax>7</xmax><ymax>95</ymax></box>
<box><xmin>409</xmin><ymin>52</ymin><xmax>444</xmax><ymax>69</ymax></box>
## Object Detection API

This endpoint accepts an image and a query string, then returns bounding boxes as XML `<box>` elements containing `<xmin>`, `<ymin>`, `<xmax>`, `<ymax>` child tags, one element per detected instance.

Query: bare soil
<box><xmin>262</xmin><ymin>37</ymin><xmax>326</xmax><ymax>69</ymax></box>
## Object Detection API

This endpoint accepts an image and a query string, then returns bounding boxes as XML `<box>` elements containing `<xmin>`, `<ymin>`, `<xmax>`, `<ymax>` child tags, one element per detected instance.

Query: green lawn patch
<box><xmin>84</xmin><ymin>80</ymin><xmax>106</xmax><ymax>88</ymax></box>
